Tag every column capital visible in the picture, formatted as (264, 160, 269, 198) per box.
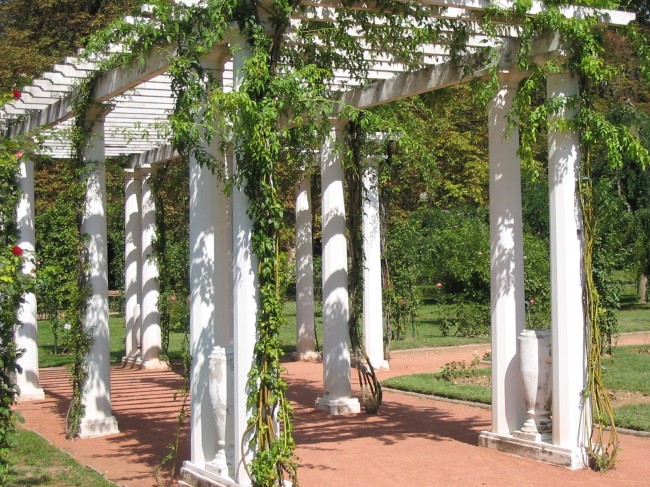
(83, 102, 115, 123)
(496, 69, 528, 88)
(123, 168, 143, 181)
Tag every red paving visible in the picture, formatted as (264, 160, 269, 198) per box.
(14, 332, 650, 487)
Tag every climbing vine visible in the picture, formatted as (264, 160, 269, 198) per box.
(0, 90, 39, 474)
(64, 74, 108, 438)
(2, 0, 649, 481)
(346, 119, 383, 413)
(490, 1, 650, 470)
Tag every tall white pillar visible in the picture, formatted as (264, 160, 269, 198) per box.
(231, 44, 257, 486)
(122, 169, 142, 366)
(362, 160, 389, 370)
(15, 156, 45, 401)
(140, 170, 166, 370)
(547, 72, 587, 464)
(294, 171, 319, 361)
(187, 56, 235, 476)
(79, 103, 119, 438)
(487, 76, 526, 435)
(316, 122, 360, 415)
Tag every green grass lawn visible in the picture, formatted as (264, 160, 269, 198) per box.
(38, 316, 187, 368)
(383, 345, 650, 432)
(37, 292, 650, 368)
(6, 422, 116, 486)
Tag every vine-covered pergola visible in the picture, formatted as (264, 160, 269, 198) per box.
(1, 0, 643, 485)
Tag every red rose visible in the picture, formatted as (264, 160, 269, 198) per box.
(12, 245, 23, 256)
(12, 90, 21, 100)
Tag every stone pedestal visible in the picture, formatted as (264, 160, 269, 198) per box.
(179, 462, 240, 487)
(513, 329, 552, 442)
(315, 397, 361, 415)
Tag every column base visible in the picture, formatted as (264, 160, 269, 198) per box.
(478, 430, 586, 469)
(315, 397, 361, 415)
(352, 356, 390, 371)
(121, 354, 142, 368)
(179, 461, 240, 487)
(368, 359, 390, 371)
(16, 387, 45, 402)
(140, 358, 170, 371)
(78, 416, 119, 439)
(291, 351, 321, 362)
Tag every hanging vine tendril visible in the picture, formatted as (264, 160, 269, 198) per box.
(346, 118, 382, 414)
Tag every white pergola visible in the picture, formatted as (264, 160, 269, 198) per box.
(2, 1, 636, 486)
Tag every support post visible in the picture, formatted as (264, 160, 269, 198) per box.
(140, 169, 167, 370)
(15, 156, 45, 401)
(362, 157, 389, 370)
(316, 121, 360, 415)
(231, 44, 257, 487)
(79, 103, 119, 438)
(487, 75, 526, 435)
(547, 71, 587, 467)
(122, 169, 142, 367)
(294, 170, 319, 361)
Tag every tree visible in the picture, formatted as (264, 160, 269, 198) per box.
(0, 0, 137, 89)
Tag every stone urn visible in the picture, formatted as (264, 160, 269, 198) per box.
(207, 346, 229, 476)
(514, 329, 552, 442)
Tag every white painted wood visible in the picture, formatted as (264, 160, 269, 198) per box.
(79, 104, 119, 438)
(15, 157, 45, 401)
(547, 72, 587, 460)
(488, 74, 525, 435)
(316, 122, 360, 415)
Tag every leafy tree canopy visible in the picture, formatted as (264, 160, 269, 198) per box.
(0, 0, 137, 89)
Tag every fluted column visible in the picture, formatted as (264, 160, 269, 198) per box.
(548, 72, 587, 464)
(487, 74, 526, 435)
(15, 155, 45, 401)
(294, 171, 319, 361)
(79, 103, 119, 438)
(122, 169, 142, 367)
(231, 43, 257, 487)
(362, 157, 388, 370)
(316, 121, 360, 415)
(140, 169, 167, 370)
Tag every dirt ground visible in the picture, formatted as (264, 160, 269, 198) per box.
(14, 331, 650, 487)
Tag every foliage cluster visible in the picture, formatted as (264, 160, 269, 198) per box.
(2, 0, 650, 481)
(0, 91, 38, 477)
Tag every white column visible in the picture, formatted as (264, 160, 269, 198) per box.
(79, 103, 119, 438)
(140, 170, 166, 370)
(362, 160, 388, 370)
(547, 72, 587, 460)
(15, 156, 45, 401)
(232, 44, 257, 486)
(294, 171, 319, 361)
(122, 169, 142, 366)
(316, 122, 360, 415)
(188, 68, 234, 473)
(487, 76, 526, 435)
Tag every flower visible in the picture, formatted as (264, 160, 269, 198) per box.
(436, 282, 443, 288)
(14, 151, 24, 159)
(12, 245, 23, 256)
(12, 89, 21, 100)
(529, 298, 535, 305)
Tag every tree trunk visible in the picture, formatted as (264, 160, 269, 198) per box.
(639, 273, 648, 303)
